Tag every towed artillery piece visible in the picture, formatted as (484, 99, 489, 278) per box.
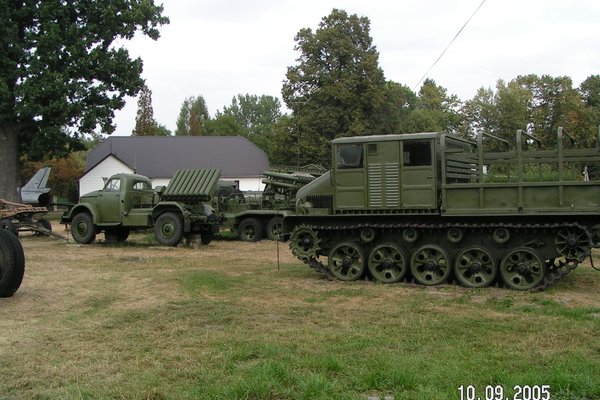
(214, 165, 325, 241)
(284, 127, 600, 291)
(61, 168, 221, 246)
(0, 167, 62, 239)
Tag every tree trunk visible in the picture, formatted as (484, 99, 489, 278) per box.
(0, 124, 21, 202)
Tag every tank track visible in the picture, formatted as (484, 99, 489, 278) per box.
(290, 221, 591, 291)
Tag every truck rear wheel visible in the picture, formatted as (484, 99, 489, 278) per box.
(238, 218, 263, 242)
(71, 212, 96, 244)
(154, 212, 183, 246)
(0, 229, 25, 297)
(266, 217, 284, 241)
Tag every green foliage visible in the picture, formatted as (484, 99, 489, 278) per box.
(0, 0, 169, 157)
(216, 94, 282, 155)
(132, 84, 169, 136)
(281, 8, 388, 165)
(175, 96, 210, 136)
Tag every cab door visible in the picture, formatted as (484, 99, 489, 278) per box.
(400, 140, 436, 208)
(98, 177, 122, 223)
(334, 143, 366, 209)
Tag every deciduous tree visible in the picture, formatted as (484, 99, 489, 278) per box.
(175, 96, 210, 136)
(0, 0, 168, 201)
(281, 8, 388, 165)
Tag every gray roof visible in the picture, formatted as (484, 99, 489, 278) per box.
(86, 136, 269, 178)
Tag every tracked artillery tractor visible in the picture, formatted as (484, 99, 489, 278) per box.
(283, 127, 600, 291)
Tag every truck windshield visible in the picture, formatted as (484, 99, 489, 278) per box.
(104, 178, 121, 192)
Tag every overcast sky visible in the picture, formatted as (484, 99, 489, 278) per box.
(112, 0, 599, 136)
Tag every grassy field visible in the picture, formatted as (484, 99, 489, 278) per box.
(1, 223, 600, 400)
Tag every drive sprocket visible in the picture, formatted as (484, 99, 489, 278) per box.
(289, 224, 321, 261)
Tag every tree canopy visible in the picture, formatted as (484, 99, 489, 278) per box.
(281, 8, 388, 165)
(0, 0, 168, 200)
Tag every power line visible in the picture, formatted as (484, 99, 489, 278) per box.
(414, 0, 488, 91)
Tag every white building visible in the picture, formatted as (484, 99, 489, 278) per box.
(80, 136, 270, 195)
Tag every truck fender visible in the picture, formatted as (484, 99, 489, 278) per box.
(152, 203, 188, 230)
(64, 204, 99, 224)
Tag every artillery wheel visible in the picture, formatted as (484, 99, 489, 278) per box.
(0, 229, 25, 297)
(328, 242, 365, 281)
(154, 212, 183, 246)
(555, 226, 590, 262)
(500, 247, 545, 291)
(454, 246, 497, 288)
(367, 243, 407, 283)
(410, 244, 452, 286)
(34, 218, 52, 236)
(238, 218, 263, 242)
(71, 212, 96, 244)
(289, 225, 321, 261)
(0, 219, 18, 236)
(266, 217, 283, 241)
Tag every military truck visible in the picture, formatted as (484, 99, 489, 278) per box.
(61, 169, 221, 246)
(214, 166, 325, 241)
(284, 127, 600, 291)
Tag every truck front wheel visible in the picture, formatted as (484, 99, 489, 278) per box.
(154, 212, 183, 246)
(71, 213, 96, 244)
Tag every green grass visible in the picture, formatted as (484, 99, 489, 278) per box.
(1, 238, 600, 399)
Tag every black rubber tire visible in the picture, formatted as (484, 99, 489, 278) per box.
(71, 212, 97, 244)
(0, 218, 18, 236)
(266, 217, 284, 241)
(38, 218, 52, 232)
(104, 227, 130, 244)
(238, 218, 263, 242)
(33, 218, 52, 236)
(154, 212, 184, 246)
(200, 231, 213, 245)
(0, 229, 25, 298)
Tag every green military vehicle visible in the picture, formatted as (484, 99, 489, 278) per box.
(62, 169, 221, 246)
(215, 166, 325, 241)
(284, 127, 600, 290)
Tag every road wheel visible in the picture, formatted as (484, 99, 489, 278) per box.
(410, 244, 452, 286)
(328, 242, 365, 281)
(71, 213, 96, 244)
(367, 243, 407, 283)
(238, 218, 263, 242)
(154, 212, 183, 246)
(500, 247, 545, 290)
(0, 229, 25, 297)
(0, 218, 18, 236)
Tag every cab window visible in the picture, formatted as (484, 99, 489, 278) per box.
(337, 144, 363, 169)
(104, 178, 121, 192)
(132, 180, 151, 190)
(403, 141, 432, 166)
